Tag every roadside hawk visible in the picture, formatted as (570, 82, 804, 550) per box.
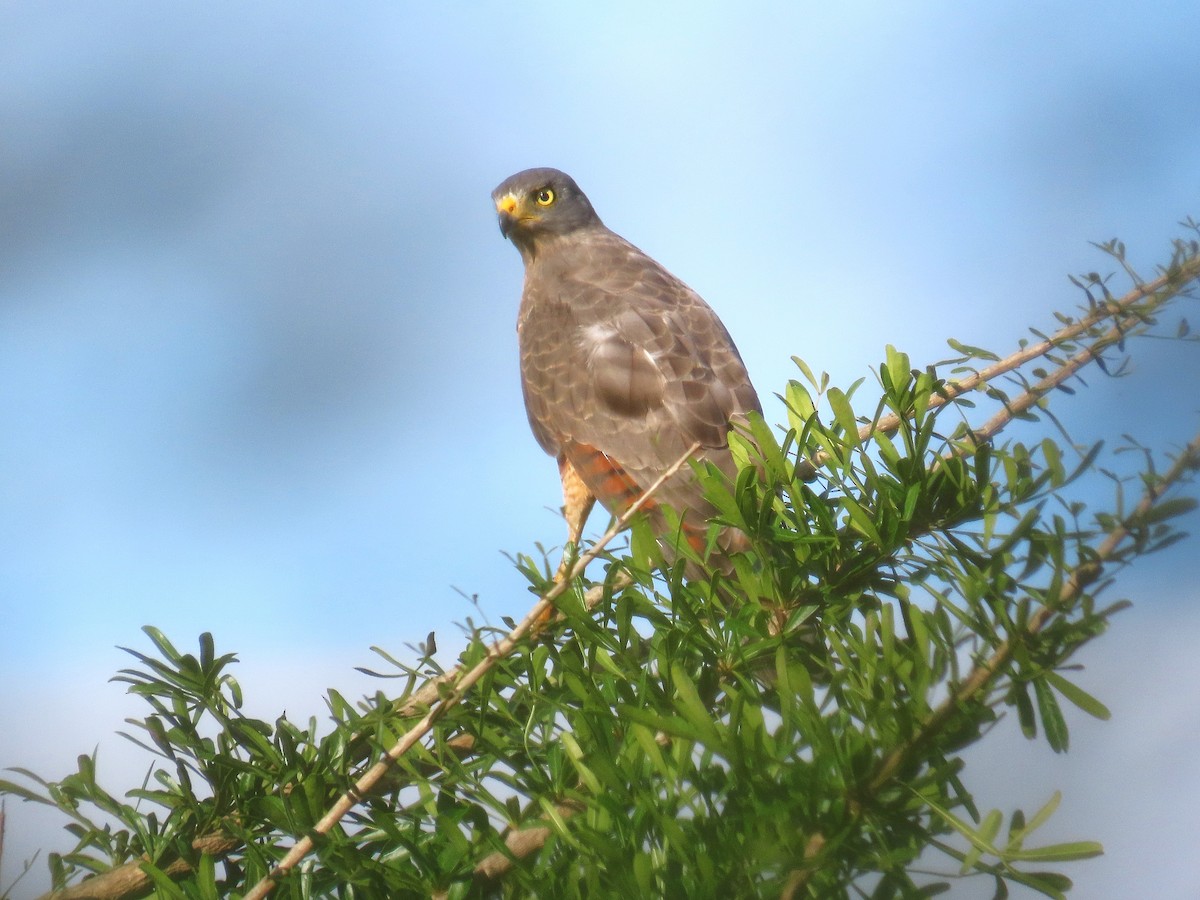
(493, 167, 760, 573)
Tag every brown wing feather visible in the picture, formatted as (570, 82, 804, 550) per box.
(518, 228, 760, 524)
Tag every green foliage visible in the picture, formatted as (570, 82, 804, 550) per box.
(3, 231, 1199, 899)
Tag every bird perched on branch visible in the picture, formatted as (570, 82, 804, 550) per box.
(492, 167, 760, 577)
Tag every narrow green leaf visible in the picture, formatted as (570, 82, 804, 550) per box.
(619, 706, 709, 745)
(1139, 496, 1198, 525)
(1007, 808, 1028, 852)
(1026, 795, 1067, 841)
(630, 724, 670, 775)
(842, 496, 883, 544)
(978, 808, 1003, 845)
(0, 778, 54, 805)
(1041, 439, 1064, 485)
(140, 625, 183, 664)
(669, 663, 721, 746)
(960, 808, 1003, 873)
(138, 861, 190, 899)
(1045, 671, 1111, 720)
(792, 356, 818, 388)
(198, 632, 215, 671)
(827, 388, 861, 444)
(560, 732, 602, 794)
(1034, 679, 1070, 752)
(884, 345, 911, 382)
(1014, 682, 1037, 739)
(1011, 841, 1104, 863)
(1010, 870, 1072, 897)
(946, 338, 1001, 361)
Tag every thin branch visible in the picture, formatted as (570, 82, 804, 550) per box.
(875, 254, 1198, 436)
(953, 296, 1152, 452)
(242, 443, 703, 900)
(796, 253, 1200, 472)
(393, 571, 633, 720)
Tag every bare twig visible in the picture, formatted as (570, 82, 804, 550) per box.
(794, 254, 1200, 474)
(953, 296, 1156, 453)
(242, 443, 703, 900)
(870, 254, 1198, 439)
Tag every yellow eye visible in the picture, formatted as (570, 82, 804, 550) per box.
(535, 188, 556, 206)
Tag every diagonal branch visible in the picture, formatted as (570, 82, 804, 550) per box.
(392, 571, 634, 720)
(865, 252, 1199, 442)
(791, 252, 1200, 475)
(242, 443, 702, 900)
(950, 293, 1162, 454)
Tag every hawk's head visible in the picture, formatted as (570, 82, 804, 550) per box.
(492, 168, 602, 257)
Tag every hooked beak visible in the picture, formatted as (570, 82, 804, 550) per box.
(495, 194, 519, 239)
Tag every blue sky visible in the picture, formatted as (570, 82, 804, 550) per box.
(1, 3, 1198, 897)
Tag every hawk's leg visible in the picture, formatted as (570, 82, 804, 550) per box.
(555, 454, 596, 582)
(529, 457, 596, 631)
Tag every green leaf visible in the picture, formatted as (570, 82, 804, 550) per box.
(1041, 439, 1064, 485)
(960, 808, 1003, 873)
(1007, 808, 1028, 851)
(946, 338, 1001, 361)
(923, 794, 1000, 860)
(1034, 679, 1070, 752)
(619, 706, 711, 745)
(630, 724, 670, 776)
(560, 732, 602, 794)
(827, 387, 861, 444)
(842, 496, 883, 544)
(140, 625, 184, 663)
(884, 345, 912, 382)
(792, 355, 819, 388)
(0, 777, 54, 805)
(1011, 841, 1104, 863)
(138, 861, 190, 899)
(1139, 496, 1198, 525)
(1014, 681, 1037, 739)
(1045, 671, 1111, 720)
(669, 663, 722, 746)
(1010, 870, 1073, 896)
(1023, 791, 1062, 836)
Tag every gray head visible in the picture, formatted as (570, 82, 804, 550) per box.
(492, 167, 602, 258)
